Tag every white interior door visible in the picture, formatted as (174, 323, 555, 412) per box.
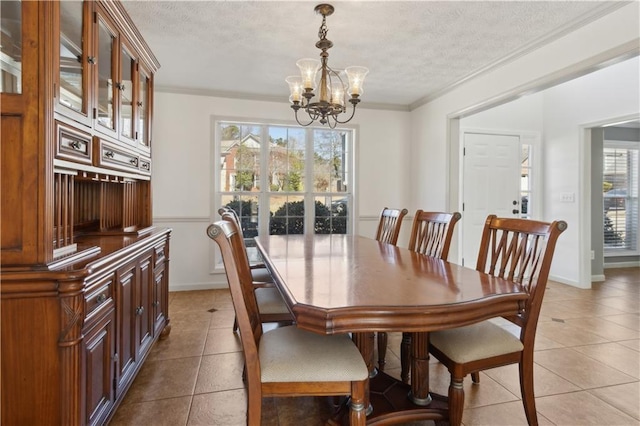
(462, 132, 521, 267)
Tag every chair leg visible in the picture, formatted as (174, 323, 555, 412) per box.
(471, 371, 480, 383)
(519, 354, 539, 426)
(350, 380, 367, 426)
(377, 332, 388, 371)
(246, 387, 262, 426)
(448, 375, 465, 426)
(400, 332, 411, 384)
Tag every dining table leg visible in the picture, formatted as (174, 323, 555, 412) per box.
(409, 331, 432, 406)
(352, 332, 375, 415)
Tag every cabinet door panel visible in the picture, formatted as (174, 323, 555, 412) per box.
(84, 308, 115, 426)
(153, 265, 167, 336)
(115, 261, 136, 393)
(94, 8, 118, 138)
(56, 0, 92, 126)
(119, 42, 136, 143)
(137, 250, 154, 357)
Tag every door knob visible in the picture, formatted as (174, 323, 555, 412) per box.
(512, 200, 518, 205)
(512, 209, 519, 214)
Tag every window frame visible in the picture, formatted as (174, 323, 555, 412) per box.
(603, 139, 639, 256)
(211, 116, 359, 271)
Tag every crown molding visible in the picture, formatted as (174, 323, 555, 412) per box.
(155, 85, 410, 112)
(409, 1, 631, 111)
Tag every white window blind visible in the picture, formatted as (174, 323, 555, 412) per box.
(603, 141, 639, 254)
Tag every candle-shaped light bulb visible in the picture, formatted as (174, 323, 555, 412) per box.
(331, 82, 345, 106)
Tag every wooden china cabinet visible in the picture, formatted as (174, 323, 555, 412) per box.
(0, 1, 170, 425)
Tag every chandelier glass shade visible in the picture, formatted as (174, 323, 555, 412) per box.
(286, 4, 368, 128)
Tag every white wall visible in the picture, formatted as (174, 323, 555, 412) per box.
(457, 57, 640, 286)
(410, 2, 639, 287)
(151, 93, 411, 290)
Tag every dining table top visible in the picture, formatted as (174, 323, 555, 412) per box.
(255, 233, 529, 335)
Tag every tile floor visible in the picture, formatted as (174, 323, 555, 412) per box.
(109, 268, 640, 425)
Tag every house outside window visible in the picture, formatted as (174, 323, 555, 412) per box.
(215, 120, 354, 241)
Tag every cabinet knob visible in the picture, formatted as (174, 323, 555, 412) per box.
(69, 140, 82, 150)
(152, 301, 160, 307)
(137, 101, 143, 107)
(96, 293, 107, 304)
(104, 150, 115, 159)
(113, 353, 119, 363)
(135, 306, 145, 316)
(87, 56, 96, 65)
(129, 158, 139, 166)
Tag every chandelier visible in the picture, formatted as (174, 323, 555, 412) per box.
(286, 4, 368, 128)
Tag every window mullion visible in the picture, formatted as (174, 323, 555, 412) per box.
(259, 124, 270, 236)
(304, 128, 315, 234)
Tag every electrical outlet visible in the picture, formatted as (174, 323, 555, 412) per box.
(561, 192, 575, 203)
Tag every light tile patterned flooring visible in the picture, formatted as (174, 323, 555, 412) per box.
(109, 268, 640, 425)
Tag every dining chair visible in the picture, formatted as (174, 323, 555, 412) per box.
(207, 220, 369, 426)
(219, 211, 294, 329)
(428, 215, 567, 426)
(374, 207, 408, 370)
(374, 207, 409, 245)
(384, 211, 462, 379)
(218, 207, 273, 284)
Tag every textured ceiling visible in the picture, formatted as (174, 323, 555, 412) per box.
(121, 1, 623, 109)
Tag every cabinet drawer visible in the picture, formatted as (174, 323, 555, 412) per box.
(94, 138, 140, 173)
(55, 121, 93, 165)
(85, 280, 114, 321)
(139, 156, 151, 176)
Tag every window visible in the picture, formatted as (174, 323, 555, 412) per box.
(215, 120, 354, 239)
(520, 144, 532, 218)
(603, 141, 639, 254)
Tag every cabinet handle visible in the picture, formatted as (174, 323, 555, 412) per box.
(104, 150, 115, 159)
(96, 293, 107, 304)
(69, 140, 82, 150)
(87, 56, 96, 64)
(135, 306, 145, 316)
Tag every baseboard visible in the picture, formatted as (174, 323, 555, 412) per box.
(604, 261, 640, 269)
(168, 282, 228, 292)
(548, 274, 587, 289)
(591, 274, 606, 282)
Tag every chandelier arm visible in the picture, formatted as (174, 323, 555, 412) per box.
(294, 108, 315, 127)
(332, 103, 358, 124)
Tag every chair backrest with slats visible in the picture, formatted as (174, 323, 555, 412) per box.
(375, 207, 409, 246)
(206, 220, 263, 382)
(475, 215, 567, 344)
(408, 210, 461, 260)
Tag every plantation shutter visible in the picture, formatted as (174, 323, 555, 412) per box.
(603, 141, 639, 254)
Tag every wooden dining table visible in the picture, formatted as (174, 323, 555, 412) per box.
(255, 233, 529, 425)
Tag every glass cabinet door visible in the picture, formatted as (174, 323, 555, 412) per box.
(137, 64, 151, 150)
(119, 44, 135, 141)
(1, 0, 22, 94)
(95, 10, 117, 136)
(58, 0, 86, 115)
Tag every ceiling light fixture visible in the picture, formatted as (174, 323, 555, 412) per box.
(286, 4, 368, 128)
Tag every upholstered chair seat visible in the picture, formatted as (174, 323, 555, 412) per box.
(260, 326, 368, 383)
(429, 321, 524, 364)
